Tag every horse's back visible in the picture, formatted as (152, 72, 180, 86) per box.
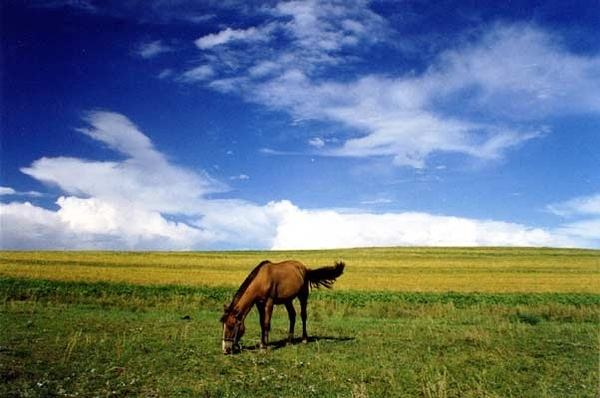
(261, 260, 307, 300)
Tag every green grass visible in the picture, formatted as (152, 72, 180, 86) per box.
(1, 277, 599, 397)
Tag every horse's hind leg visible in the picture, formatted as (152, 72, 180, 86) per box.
(299, 287, 308, 343)
(284, 301, 296, 344)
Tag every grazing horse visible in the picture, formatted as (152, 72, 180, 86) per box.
(220, 260, 345, 354)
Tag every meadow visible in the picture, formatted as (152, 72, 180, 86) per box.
(1, 248, 599, 397)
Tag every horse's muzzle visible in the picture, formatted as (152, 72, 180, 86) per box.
(222, 340, 240, 355)
(222, 339, 233, 354)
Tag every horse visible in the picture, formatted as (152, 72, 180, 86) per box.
(220, 260, 345, 354)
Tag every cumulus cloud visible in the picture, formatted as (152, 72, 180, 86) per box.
(1, 201, 76, 250)
(0, 199, 209, 250)
(0, 111, 288, 250)
(1, 195, 593, 250)
(4, 111, 229, 249)
(271, 207, 576, 250)
(21, 111, 223, 214)
(2, 111, 596, 250)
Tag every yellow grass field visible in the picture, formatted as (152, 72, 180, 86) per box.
(1, 247, 598, 293)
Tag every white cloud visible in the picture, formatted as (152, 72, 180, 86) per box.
(272, 0, 384, 54)
(55, 196, 211, 248)
(270, 206, 579, 250)
(0, 111, 285, 250)
(195, 27, 266, 49)
(180, 65, 215, 82)
(185, 14, 216, 24)
(158, 69, 174, 79)
(136, 40, 172, 59)
(3, 111, 597, 250)
(308, 137, 325, 148)
(246, 24, 600, 168)
(230, 174, 250, 181)
(31, 0, 97, 13)
(190, 0, 387, 89)
(21, 111, 224, 215)
(191, 199, 295, 249)
(2, 195, 595, 250)
(177, 3, 600, 169)
(433, 24, 600, 118)
(248, 61, 281, 78)
(545, 193, 600, 245)
(1, 201, 74, 250)
(1, 112, 230, 249)
(556, 218, 600, 241)
(0, 199, 210, 250)
(547, 193, 600, 217)
(0, 186, 43, 197)
(360, 198, 393, 205)
(543, 193, 600, 246)
(0, 187, 16, 195)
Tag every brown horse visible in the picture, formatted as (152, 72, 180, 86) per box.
(220, 260, 345, 354)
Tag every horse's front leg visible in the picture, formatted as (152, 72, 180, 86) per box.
(261, 299, 274, 348)
(284, 301, 296, 344)
(256, 301, 266, 349)
(261, 298, 274, 349)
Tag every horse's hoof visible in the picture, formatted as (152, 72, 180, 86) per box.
(302, 338, 308, 344)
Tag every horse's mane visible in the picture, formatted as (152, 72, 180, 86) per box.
(222, 260, 270, 320)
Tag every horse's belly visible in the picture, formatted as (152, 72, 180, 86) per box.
(268, 278, 303, 302)
(272, 294, 296, 304)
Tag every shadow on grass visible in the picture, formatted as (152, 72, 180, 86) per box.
(242, 335, 355, 352)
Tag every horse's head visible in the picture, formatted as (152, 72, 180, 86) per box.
(220, 307, 245, 354)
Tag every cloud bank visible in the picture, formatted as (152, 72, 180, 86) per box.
(1, 111, 597, 250)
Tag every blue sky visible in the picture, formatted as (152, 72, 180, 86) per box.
(1, 0, 599, 250)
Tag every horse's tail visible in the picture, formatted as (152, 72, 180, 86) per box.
(307, 261, 345, 289)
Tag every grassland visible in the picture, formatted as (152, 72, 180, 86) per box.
(1, 248, 599, 397)
(1, 247, 598, 292)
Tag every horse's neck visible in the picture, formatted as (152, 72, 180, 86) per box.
(231, 286, 257, 320)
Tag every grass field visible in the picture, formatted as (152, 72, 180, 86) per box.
(1, 248, 599, 397)
(1, 247, 598, 292)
